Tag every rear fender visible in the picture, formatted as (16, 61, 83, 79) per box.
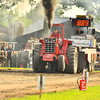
(40, 40, 45, 55)
(59, 39, 68, 64)
(59, 40, 68, 54)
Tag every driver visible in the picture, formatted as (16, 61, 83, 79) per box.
(51, 29, 60, 39)
(76, 27, 84, 35)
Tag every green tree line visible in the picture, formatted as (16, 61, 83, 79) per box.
(0, 0, 100, 28)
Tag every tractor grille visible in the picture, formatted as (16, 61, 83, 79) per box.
(45, 42, 55, 53)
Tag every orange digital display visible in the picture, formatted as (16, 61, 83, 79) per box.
(72, 19, 90, 27)
(77, 20, 89, 26)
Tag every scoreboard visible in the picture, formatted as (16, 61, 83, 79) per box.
(72, 19, 91, 27)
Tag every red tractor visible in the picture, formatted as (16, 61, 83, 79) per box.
(33, 24, 78, 73)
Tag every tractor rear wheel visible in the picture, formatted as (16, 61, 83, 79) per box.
(20, 60, 27, 68)
(40, 61, 46, 73)
(65, 45, 78, 74)
(58, 55, 65, 72)
(16, 51, 21, 68)
(33, 43, 45, 72)
(35, 44, 42, 50)
(20, 51, 29, 61)
(12, 54, 16, 67)
(20, 51, 29, 68)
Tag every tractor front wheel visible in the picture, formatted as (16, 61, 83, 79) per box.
(58, 55, 65, 72)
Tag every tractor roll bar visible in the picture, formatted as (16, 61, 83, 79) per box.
(52, 24, 65, 41)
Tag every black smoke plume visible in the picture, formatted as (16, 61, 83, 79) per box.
(42, 0, 59, 29)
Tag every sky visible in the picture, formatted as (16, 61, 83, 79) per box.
(18, 0, 87, 17)
(18, 0, 31, 13)
(18, 0, 40, 14)
(64, 6, 87, 17)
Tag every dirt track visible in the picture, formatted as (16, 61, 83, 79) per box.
(0, 70, 100, 100)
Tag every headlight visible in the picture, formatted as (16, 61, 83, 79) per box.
(52, 38, 56, 42)
(44, 38, 48, 42)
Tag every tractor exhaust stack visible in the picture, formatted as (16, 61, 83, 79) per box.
(48, 29, 51, 37)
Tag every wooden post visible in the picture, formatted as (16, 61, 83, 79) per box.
(39, 74, 42, 99)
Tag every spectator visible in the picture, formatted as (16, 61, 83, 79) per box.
(6, 44, 14, 67)
(1, 43, 7, 56)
